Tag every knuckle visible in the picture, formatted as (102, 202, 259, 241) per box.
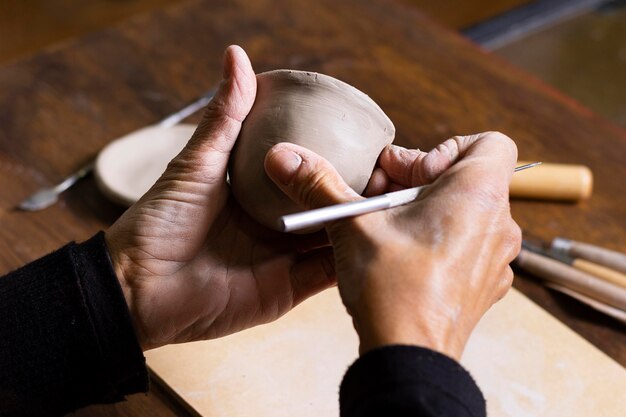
(419, 154, 440, 183)
(294, 156, 358, 209)
(478, 131, 509, 143)
(465, 131, 516, 154)
(504, 220, 523, 258)
(296, 160, 334, 208)
(451, 132, 490, 149)
(493, 218, 522, 261)
(196, 100, 227, 133)
(451, 134, 472, 150)
(483, 131, 518, 157)
(484, 131, 508, 140)
(496, 267, 515, 300)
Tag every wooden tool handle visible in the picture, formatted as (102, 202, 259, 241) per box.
(572, 259, 626, 289)
(557, 239, 626, 274)
(516, 249, 626, 310)
(545, 283, 626, 325)
(510, 161, 593, 201)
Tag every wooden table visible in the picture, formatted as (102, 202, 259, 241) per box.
(0, 0, 624, 415)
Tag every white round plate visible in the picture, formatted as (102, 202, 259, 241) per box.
(95, 124, 197, 206)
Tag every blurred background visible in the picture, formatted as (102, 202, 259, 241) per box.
(1, 0, 625, 127)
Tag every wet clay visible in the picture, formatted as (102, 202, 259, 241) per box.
(229, 70, 395, 232)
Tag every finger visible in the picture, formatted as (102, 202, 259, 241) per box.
(175, 45, 257, 182)
(363, 167, 390, 196)
(377, 144, 427, 187)
(290, 247, 337, 305)
(387, 132, 517, 188)
(414, 138, 464, 184)
(451, 132, 518, 181)
(440, 132, 518, 198)
(138, 46, 256, 242)
(264, 142, 361, 210)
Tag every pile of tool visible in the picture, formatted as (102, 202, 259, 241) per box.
(516, 236, 626, 324)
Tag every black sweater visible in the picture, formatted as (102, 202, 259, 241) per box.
(0, 233, 485, 417)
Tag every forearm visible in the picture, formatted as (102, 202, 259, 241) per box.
(0, 232, 148, 417)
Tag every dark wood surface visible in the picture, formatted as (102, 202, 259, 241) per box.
(0, 0, 529, 65)
(405, 0, 533, 29)
(0, 0, 179, 64)
(0, 0, 624, 415)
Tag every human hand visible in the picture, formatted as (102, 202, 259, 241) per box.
(105, 46, 335, 351)
(264, 133, 521, 360)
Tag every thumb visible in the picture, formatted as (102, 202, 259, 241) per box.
(134, 45, 256, 235)
(172, 45, 257, 183)
(264, 143, 361, 210)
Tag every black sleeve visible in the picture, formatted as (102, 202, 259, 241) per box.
(0, 232, 148, 417)
(340, 345, 486, 417)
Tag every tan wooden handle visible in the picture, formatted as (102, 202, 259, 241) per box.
(510, 161, 593, 201)
(564, 240, 626, 274)
(572, 259, 626, 289)
(516, 249, 626, 310)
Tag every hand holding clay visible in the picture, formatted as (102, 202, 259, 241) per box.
(105, 46, 336, 350)
(265, 132, 522, 359)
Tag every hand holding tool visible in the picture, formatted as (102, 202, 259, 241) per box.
(280, 162, 540, 232)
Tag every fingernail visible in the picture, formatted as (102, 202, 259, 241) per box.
(269, 150, 302, 185)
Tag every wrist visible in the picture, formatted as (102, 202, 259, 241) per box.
(103, 231, 148, 350)
(74, 232, 150, 390)
(103, 232, 131, 303)
(343, 253, 466, 360)
(352, 308, 464, 360)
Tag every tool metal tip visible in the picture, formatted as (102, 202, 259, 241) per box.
(514, 162, 542, 172)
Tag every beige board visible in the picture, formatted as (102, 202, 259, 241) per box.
(145, 288, 626, 417)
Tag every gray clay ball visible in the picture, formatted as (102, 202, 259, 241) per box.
(229, 70, 395, 232)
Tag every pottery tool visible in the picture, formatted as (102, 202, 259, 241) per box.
(514, 248, 626, 311)
(18, 88, 216, 211)
(544, 282, 626, 325)
(509, 160, 593, 201)
(522, 240, 626, 289)
(280, 162, 540, 232)
(551, 237, 626, 274)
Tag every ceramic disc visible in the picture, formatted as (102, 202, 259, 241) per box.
(95, 124, 197, 206)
